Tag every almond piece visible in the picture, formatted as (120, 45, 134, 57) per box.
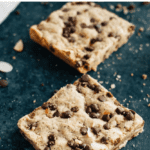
(13, 39, 24, 52)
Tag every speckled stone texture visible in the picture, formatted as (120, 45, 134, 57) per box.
(0, 2, 149, 150)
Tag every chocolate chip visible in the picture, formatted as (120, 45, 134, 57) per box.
(41, 102, 49, 109)
(62, 8, 70, 12)
(0, 79, 8, 87)
(80, 23, 87, 28)
(94, 85, 101, 93)
(44, 147, 51, 150)
(77, 86, 82, 93)
(70, 27, 76, 33)
(68, 37, 75, 43)
(110, 17, 116, 20)
(48, 134, 56, 146)
(90, 113, 100, 118)
(85, 47, 94, 52)
(115, 107, 124, 114)
(102, 114, 110, 122)
(128, 5, 135, 10)
(75, 61, 82, 68)
(84, 145, 91, 150)
(83, 54, 91, 59)
(101, 21, 108, 26)
(86, 106, 92, 114)
(53, 110, 60, 117)
(64, 21, 73, 27)
(71, 106, 79, 112)
(79, 144, 86, 149)
(125, 111, 135, 120)
(97, 96, 105, 102)
(90, 18, 96, 23)
(49, 104, 57, 110)
(100, 137, 109, 144)
(128, 25, 135, 32)
(94, 24, 101, 30)
(49, 45, 55, 52)
(108, 32, 115, 37)
(84, 9, 88, 12)
(80, 127, 88, 135)
(61, 111, 72, 118)
(90, 104, 99, 112)
(67, 140, 78, 149)
(68, 17, 76, 25)
(62, 27, 70, 38)
(103, 123, 110, 130)
(90, 37, 103, 44)
(92, 127, 100, 135)
(77, 11, 81, 15)
(80, 74, 90, 82)
(87, 83, 95, 90)
(106, 92, 113, 97)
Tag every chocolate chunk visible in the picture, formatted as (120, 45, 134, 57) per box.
(84, 9, 88, 12)
(94, 85, 101, 93)
(84, 145, 91, 150)
(48, 134, 55, 146)
(108, 32, 115, 37)
(128, 5, 135, 10)
(77, 11, 81, 15)
(103, 123, 110, 130)
(80, 23, 87, 28)
(130, 109, 135, 114)
(110, 17, 116, 20)
(68, 37, 75, 43)
(90, 113, 100, 118)
(88, 83, 95, 90)
(80, 74, 90, 82)
(90, 104, 99, 112)
(41, 102, 50, 109)
(83, 54, 91, 59)
(77, 86, 82, 93)
(101, 21, 108, 26)
(128, 25, 135, 32)
(62, 27, 70, 38)
(53, 110, 60, 117)
(90, 18, 96, 23)
(61, 111, 72, 118)
(115, 107, 124, 114)
(102, 114, 110, 122)
(79, 144, 86, 149)
(0, 79, 8, 87)
(15, 10, 20, 15)
(97, 96, 105, 102)
(71, 106, 79, 112)
(49, 45, 55, 52)
(85, 47, 94, 52)
(68, 17, 76, 26)
(80, 127, 88, 135)
(62, 8, 70, 12)
(75, 61, 82, 68)
(106, 92, 113, 97)
(86, 106, 92, 114)
(68, 140, 78, 149)
(49, 104, 57, 110)
(114, 138, 120, 146)
(100, 137, 109, 144)
(44, 147, 51, 150)
(92, 127, 101, 135)
(94, 24, 101, 30)
(64, 21, 73, 27)
(91, 37, 103, 44)
(70, 27, 76, 33)
(125, 111, 135, 120)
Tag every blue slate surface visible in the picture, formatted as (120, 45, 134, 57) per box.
(0, 2, 149, 150)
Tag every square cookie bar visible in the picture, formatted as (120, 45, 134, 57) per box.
(18, 74, 144, 150)
(30, 2, 135, 73)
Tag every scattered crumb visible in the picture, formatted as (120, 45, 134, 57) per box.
(15, 10, 20, 15)
(123, 6, 128, 14)
(139, 27, 144, 32)
(110, 5, 115, 10)
(142, 2, 150, 5)
(97, 75, 100, 78)
(13, 39, 24, 52)
(105, 81, 109, 84)
(143, 83, 146, 86)
(128, 4, 135, 10)
(12, 56, 16, 60)
(111, 84, 116, 89)
(148, 103, 150, 107)
(141, 90, 143, 93)
(113, 72, 117, 76)
(116, 4, 122, 12)
(99, 81, 103, 84)
(123, 98, 127, 102)
(131, 73, 134, 76)
(147, 94, 150, 98)
(33, 100, 36, 103)
(129, 95, 133, 98)
(138, 32, 141, 36)
(41, 83, 44, 86)
(142, 74, 147, 80)
(117, 75, 121, 79)
(146, 43, 149, 47)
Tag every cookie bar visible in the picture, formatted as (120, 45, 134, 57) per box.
(30, 2, 135, 73)
(18, 74, 144, 150)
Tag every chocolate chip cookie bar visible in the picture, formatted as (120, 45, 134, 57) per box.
(18, 74, 144, 150)
(30, 2, 135, 73)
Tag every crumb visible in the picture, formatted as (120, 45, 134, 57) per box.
(13, 39, 24, 52)
(117, 75, 121, 79)
(113, 72, 117, 76)
(143, 83, 146, 86)
(146, 43, 149, 47)
(138, 32, 141, 36)
(123, 6, 128, 14)
(139, 27, 144, 32)
(129, 95, 133, 98)
(142, 2, 150, 5)
(110, 5, 115, 10)
(33, 100, 36, 103)
(15, 10, 20, 15)
(97, 71, 100, 74)
(116, 4, 122, 12)
(128, 5, 135, 10)
(147, 94, 150, 98)
(117, 57, 122, 60)
(12, 56, 16, 60)
(148, 103, 150, 107)
(111, 84, 116, 89)
(97, 75, 100, 78)
(99, 81, 103, 84)
(141, 90, 143, 93)
(105, 81, 109, 84)
(142, 74, 147, 80)
(131, 73, 134, 76)
(41, 83, 44, 86)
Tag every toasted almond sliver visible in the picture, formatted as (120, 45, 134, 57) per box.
(0, 61, 13, 73)
(13, 39, 24, 52)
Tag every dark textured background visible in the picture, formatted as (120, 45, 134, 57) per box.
(0, 2, 150, 150)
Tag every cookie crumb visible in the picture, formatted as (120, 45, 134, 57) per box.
(139, 27, 144, 32)
(148, 103, 150, 107)
(13, 39, 24, 52)
(143, 83, 146, 86)
(41, 83, 44, 86)
(123, 6, 128, 14)
(110, 84, 116, 89)
(147, 94, 150, 98)
(142, 74, 147, 80)
(15, 10, 20, 15)
(12, 56, 16, 60)
(131, 73, 134, 76)
(33, 100, 36, 103)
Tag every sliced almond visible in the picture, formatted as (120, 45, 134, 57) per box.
(13, 39, 24, 52)
(0, 61, 13, 73)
